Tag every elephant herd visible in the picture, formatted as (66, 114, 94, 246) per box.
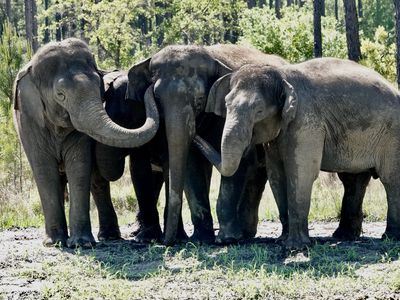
(13, 38, 400, 249)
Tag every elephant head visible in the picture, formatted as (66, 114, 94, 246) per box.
(14, 38, 159, 148)
(205, 64, 297, 176)
(127, 45, 232, 244)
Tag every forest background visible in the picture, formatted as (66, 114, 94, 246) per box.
(0, 0, 397, 228)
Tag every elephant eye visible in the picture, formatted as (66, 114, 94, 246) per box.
(56, 92, 66, 101)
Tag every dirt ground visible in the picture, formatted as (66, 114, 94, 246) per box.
(1, 221, 398, 299)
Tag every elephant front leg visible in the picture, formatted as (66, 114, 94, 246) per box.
(333, 172, 371, 240)
(265, 141, 288, 241)
(91, 166, 121, 241)
(238, 145, 267, 239)
(216, 160, 248, 244)
(184, 145, 214, 243)
(130, 150, 163, 243)
(64, 134, 95, 248)
(32, 160, 68, 246)
(20, 130, 68, 246)
(284, 134, 323, 249)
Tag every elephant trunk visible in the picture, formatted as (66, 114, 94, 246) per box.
(73, 85, 159, 148)
(163, 104, 195, 245)
(219, 118, 252, 177)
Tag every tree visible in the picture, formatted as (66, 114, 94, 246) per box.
(394, 0, 400, 88)
(24, 0, 38, 51)
(357, 0, 363, 17)
(334, 0, 338, 20)
(275, 0, 281, 19)
(343, 0, 361, 61)
(314, 0, 323, 57)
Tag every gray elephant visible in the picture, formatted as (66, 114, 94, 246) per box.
(92, 70, 188, 243)
(202, 57, 400, 248)
(127, 44, 288, 245)
(13, 38, 159, 247)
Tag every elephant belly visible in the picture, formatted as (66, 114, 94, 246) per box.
(320, 130, 381, 173)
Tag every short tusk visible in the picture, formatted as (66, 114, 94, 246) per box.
(192, 135, 223, 173)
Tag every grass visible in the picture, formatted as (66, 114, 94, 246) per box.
(0, 163, 396, 299)
(0, 162, 388, 230)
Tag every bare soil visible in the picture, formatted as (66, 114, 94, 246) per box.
(1, 221, 398, 300)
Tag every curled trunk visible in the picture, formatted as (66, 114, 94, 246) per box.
(73, 85, 159, 148)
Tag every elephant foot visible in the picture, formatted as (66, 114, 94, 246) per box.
(98, 227, 122, 241)
(132, 224, 162, 243)
(43, 235, 68, 248)
(283, 233, 311, 250)
(190, 228, 215, 244)
(332, 225, 361, 241)
(276, 231, 288, 243)
(215, 228, 243, 245)
(67, 234, 96, 248)
(382, 228, 400, 241)
(176, 227, 189, 243)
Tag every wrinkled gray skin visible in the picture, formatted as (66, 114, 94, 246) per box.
(207, 58, 400, 248)
(92, 71, 188, 243)
(13, 39, 159, 248)
(127, 45, 287, 245)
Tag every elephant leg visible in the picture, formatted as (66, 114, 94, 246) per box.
(162, 161, 188, 242)
(184, 145, 214, 243)
(91, 166, 121, 241)
(238, 145, 267, 239)
(63, 133, 95, 248)
(333, 172, 371, 240)
(265, 141, 288, 241)
(130, 149, 162, 243)
(379, 158, 400, 240)
(284, 134, 323, 249)
(216, 159, 248, 244)
(19, 129, 68, 246)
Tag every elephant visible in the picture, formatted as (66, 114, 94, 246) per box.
(13, 38, 159, 248)
(201, 57, 400, 248)
(91, 70, 188, 242)
(127, 44, 288, 245)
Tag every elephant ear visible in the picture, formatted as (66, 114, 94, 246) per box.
(13, 63, 45, 128)
(214, 59, 232, 77)
(281, 79, 297, 129)
(205, 73, 232, 118)
(103, 71, 124, 93)
(126, 57, 152, 101)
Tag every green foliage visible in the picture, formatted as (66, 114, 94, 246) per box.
(239, 6, 347, 63)
(0, 21, 32, 206)
(361, 26, 396, 83)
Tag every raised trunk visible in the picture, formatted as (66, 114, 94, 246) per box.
(162, 107, 194, 245)
(73, 85, 159, 148)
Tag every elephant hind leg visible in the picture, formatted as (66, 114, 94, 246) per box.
(333, 172, 371, 240)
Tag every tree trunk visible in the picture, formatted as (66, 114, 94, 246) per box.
(394, 0, 400, 88)
(343, 0, 361, 62)
(275, 0, 281, 18)
(5, 0, 12, 21)
(321, 0, 325, 16)
(269, 0, 273, 9)
(55, 11, 62, 41)
(247, 0, 257, 8)
(43, 0, 50, 43)
(334, 0, 339, 20)
(258, 0, 266, 7)
(357, 0, 363, 18)
(287, 0, 293, 6)
(314, 0, 323, 57)
(24, 0, 38, 52)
